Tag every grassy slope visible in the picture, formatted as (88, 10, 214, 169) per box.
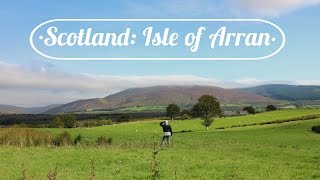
(0, 109, 320, 179)
(214, 109, 320, 128)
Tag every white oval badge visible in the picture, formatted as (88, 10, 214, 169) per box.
(30, 19, 286, 60)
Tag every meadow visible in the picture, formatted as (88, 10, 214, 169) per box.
(0, 109, 320, 179)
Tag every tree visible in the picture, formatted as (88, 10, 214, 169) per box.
(243, 106, 256, 114)
(61, 113, 77, 128)
(266, 105, 277, 111)
(51, 114, 76, 128)
(51, 117, 64, 128)
(166, 104, 180, 120)
(191, 103, 201, 118)
(193, 95, 222, 130)
(180, 109, 192, 116)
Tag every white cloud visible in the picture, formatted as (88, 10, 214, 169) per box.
(126, 0, 320, 17)
(0, 61, 224, 106)
(1, 62, 319, 107)
(235, 0, 320, 16)
(233, 77, 293, 87)
(294, 80, 320, 86)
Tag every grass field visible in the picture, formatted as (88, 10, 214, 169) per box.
(0, 109, 320, 179)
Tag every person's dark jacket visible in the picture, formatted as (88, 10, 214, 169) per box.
(160, 121, 172, 136)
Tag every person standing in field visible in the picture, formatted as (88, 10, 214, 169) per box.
(160, 120, 172, 148)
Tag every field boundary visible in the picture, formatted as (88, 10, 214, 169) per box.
(216, 114, 320, 129)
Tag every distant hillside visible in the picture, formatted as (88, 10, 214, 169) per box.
(25, 104, 62, 114)
(238, 84, 320, 101)
(46, 86, 282, 114)
(0, 104, 61, 114)
(0, 105, 26, 114)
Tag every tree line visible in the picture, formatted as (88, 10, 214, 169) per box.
(166, 95, 278, 130)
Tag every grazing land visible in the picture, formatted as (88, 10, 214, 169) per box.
(0, 109, 320, 179)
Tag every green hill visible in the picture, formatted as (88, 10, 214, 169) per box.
(238, 84, 320, 101)
(46, 86, 282, 113)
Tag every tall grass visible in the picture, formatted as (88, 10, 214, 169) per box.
(150, 135, 161, 180)
(0, 129, 85, 147)
(0, 128, 52, 147)
(47, 164, 58, 180)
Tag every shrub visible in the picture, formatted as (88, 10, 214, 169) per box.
(266, 105, 277, 111)
(53, 131, 73, 146)
(311, 125, 320, 133)
(74, 134, 82, 145)
(243, 106, 256, 114)
(76, 119, 113, 128)
(96, 136, 113, 146)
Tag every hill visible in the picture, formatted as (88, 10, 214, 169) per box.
(238, 84, 320, 101)
(0, 104, 60, 114)
(46, 85, 282, 114)
(0, 105, 26, 114)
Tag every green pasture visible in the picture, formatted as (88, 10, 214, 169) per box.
(0, 109, 320, 179)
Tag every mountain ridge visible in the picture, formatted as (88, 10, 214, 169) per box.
(0, 104, 61, 114)
(45, 85, 282, 114)
(237, 84, 320, 101)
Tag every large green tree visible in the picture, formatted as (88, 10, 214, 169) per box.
(51, 116, 64, 128)
(61, 113, 77, 128)
(52, 113, 77, 128)
(193, 95, 222, 130)
(166, 104, 180, 120)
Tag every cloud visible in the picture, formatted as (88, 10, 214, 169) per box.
(126, 0, 320, 17)
(294, 80, 320, 85)
(233, 77, 293, 87)
(233, 0, 320, 16)
(1, 62, 319, 107)
(0, 61, 223, 106)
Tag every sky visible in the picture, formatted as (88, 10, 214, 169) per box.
(0, 0, 320, 107)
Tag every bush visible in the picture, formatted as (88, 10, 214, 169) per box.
(76, 119, 113, 128)
(266, 105, 277, 111)
(53, 131, 73, 146)
(96, 136, 113, 146)
(243, 106, 256, 114)
(311, 125, 320, 133)
(74, 134, 82, 145)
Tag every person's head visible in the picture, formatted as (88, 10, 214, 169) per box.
(164, 120, 169, 125)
